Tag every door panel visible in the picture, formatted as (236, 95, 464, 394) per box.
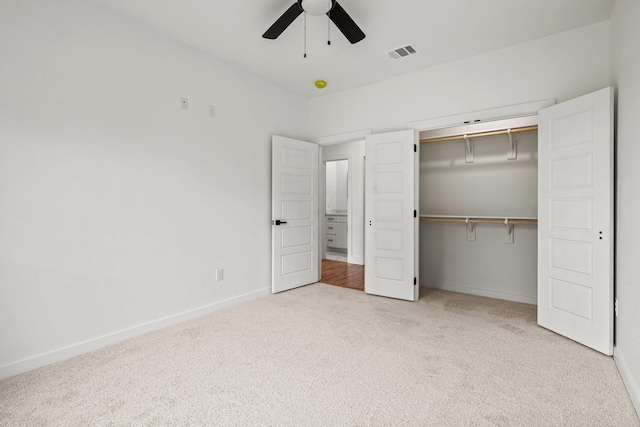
(538, 87, 613, 355)
(365, 130, 418, 301)
(272, 136, 319, 293)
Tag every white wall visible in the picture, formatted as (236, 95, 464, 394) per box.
(309, 22, 610, 137)
(326, 161, 338, 211)
(420, 132, 538, 218)
(611, 0, 640, 415)
(0, 0, 308, 377)
(325, 160, 348, 213)
(335, 161, 348, 212)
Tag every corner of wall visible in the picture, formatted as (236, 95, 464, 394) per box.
(610, 0, 640, 420)
(615, 351, 640, 417)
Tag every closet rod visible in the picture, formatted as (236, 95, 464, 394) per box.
(420, 217, 538, 226)
(420, 125, 538, 144)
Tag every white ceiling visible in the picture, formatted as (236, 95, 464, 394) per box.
(85, 0, 615, 99)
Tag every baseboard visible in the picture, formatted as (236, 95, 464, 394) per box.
(614, 349, 640, 418)
(0, 287, 272, 380)
(422, 282, 537, 305)
(347, 255, 364, 265)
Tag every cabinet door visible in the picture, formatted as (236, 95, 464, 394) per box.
(336, 223, 348, 249)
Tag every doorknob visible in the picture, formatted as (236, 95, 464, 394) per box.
(273, 220, 288, 225)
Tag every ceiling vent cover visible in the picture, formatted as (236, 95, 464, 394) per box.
(387, 45, 418, 60)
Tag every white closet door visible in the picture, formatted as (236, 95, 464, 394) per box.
(538, 87, 613, 355)
(272, 136, 319, 293)
(365, 130, 419, 301)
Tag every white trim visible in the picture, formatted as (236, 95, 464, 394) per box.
(313, 129, 372, 145)
(422, 283, 537, 305)
(319, 149, 327, 261)
(408, 99, 555, 132)
(614, 350, 640, 418)
(0, 287, 272, 380)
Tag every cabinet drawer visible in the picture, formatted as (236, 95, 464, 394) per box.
(325, 223, 337, 234)
(326, 234, 336, 247)
(325, 216, 337, 222)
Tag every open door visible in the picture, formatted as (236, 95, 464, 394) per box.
(272, 136, 319, 293)
(364, 130, 419, 301)
(538, 87, 614, 355)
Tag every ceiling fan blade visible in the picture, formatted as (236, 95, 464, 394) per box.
(328, 2, 365, 44)
(263, 2, 304, 39)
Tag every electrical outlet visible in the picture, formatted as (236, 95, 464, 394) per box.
(180, 97, 188, 111)
(216, 268, 224, 281)
(208, 105, 215, 118)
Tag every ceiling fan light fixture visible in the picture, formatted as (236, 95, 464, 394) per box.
(263, 0, 364, 44)
(300, 0, 333, 16)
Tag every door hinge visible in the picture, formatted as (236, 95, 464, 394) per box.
(414, 210, 417, 218)
(414, 144, 417, 153)
(615, 299, 618, 317)
(414, 277, 417, 286)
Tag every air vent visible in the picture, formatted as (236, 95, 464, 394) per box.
(387, 45, 418, 60)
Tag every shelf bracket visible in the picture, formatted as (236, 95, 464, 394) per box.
(504, 218, 514, 244)
(464, 135, 474, 163)
(506, 129, 517, 160)
(465, 218, 476, 241)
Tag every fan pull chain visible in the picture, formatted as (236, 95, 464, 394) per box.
(303, 12, 307, 58)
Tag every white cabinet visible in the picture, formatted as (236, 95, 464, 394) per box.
(326, 214, 347, 250)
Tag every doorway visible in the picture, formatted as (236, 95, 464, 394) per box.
(271, 131, 417, 300)
(324, 160, 348, 262)
(319, 141, 366, 291)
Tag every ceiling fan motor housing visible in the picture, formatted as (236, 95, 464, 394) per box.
(298, 0, 336, 16)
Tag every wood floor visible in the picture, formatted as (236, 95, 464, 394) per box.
(320, 259, 364, 291)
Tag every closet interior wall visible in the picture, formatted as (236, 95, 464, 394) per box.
(419, 125, 539, 304)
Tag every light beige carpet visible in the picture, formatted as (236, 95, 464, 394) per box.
(1, 284, 638, 426)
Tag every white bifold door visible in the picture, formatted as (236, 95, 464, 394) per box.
(272, 136, 319, 293)
(364, 130, 419, 301)
(538, 87, 614, 355)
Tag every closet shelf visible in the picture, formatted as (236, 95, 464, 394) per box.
(420, 125, 538, 144)
(420, 215, 536, 243)
(419, 215, 537, 226)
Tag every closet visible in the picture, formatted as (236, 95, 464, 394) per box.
(414, 87, 614, 355)
(419, 116, 539, 305)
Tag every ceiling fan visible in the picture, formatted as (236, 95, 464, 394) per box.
(263, 0, 365, 44)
